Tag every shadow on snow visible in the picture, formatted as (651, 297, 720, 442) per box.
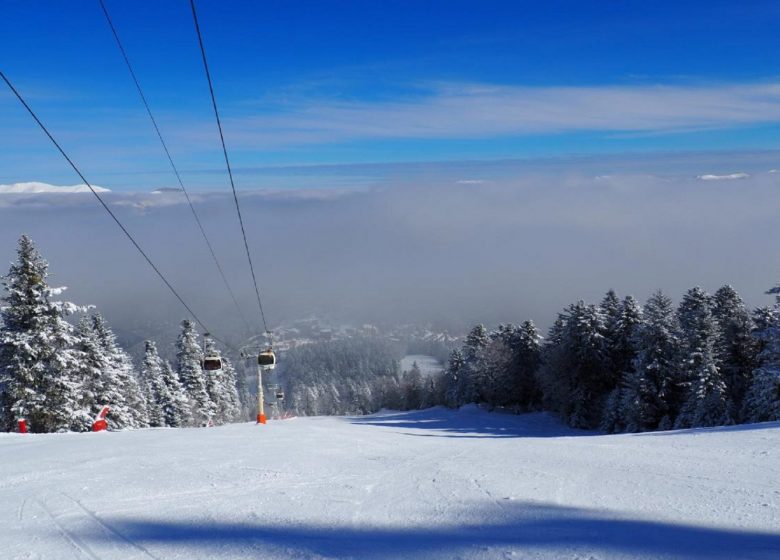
(346, 406, 596, 439)
(632, 420, 780, 437)
(77, 501, 780, 559)
(347, 407, 780, 440)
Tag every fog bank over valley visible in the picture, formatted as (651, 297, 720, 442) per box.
(1, 161, 778, 346)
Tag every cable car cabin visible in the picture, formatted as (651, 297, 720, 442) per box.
(258, 349, 276, 370)
(202, 355, 222, 371)
(275, 392, 285, 400)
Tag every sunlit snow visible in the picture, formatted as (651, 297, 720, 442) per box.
(1, 407, 778, 559)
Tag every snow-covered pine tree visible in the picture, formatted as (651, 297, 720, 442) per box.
(457, 324, 488, 404)
(616, 296, 644, 375)
(201, 335, 240, 424)
(537, 314, 568, 414)
(401, 362, 424, 410)
(443, 348, 465, 408)
(0, 235, 91, 433)
(599, 293, 645, 432)
(214, 357, 242, 423)
(139, 340, 169, 428)
(752, 306, 777, 356)
(376, 374, 403, 411)
(233, 358, 251, 420)
(351, 378, 375, 414)
(711, 285, 758, 418)
(742, 289, 780, 422)
(512, 320, 542, 409)
(74, 316, 109, 424)
(480, 326, 515, 407)
(464, 324, 489, 361)
(675, 286, 729, 428)
(601, 296, 645, 432)
(175, 320, 213, 426)
(538, 301, 606, 428)
(567, 301, 608, 428)
(159, 360, 189, 427)
(600, 290, 624, 387)
(610, 291, 679, 432)
(90, 314, 149, 429)
(600, 387, 623, 433)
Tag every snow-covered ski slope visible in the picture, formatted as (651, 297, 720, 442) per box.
(1, 406, 778, 560)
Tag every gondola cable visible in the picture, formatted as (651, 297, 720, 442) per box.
(189, 0, 273, 345)
(97, 0, 255, 338)
(0, 69, 237, 353)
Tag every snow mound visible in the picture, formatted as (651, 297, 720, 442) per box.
(0, 181, 110, 194)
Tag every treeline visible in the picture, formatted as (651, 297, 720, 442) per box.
(404, 287, 780, 431)
(0, 235, 246, 433)
(280, 337, 400, 416)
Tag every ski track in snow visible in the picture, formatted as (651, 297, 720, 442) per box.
(1, 406, 779, 559)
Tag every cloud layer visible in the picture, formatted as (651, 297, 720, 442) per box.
(1, 166, 779, 340)
(224, 81, 780, 146)
(0, 181, 110, 194)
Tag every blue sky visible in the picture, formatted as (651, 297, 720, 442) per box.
(3, 0, 780, 191)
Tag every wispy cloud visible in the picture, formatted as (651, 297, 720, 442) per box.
(0, 181, 110, 194)
(696, 172, 750, 181)
(222, 81, 780, 146)
(0, 182, 363, 209)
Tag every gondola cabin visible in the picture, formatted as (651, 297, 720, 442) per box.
(203, 355, 222, 371)
(275, 391, 285, 400)
(258, 349, 276, 370)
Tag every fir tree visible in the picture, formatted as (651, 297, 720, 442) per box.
(501, 320, 542, 409)
(538, 302, 606, 428)
(0, 235, 90, 432)
(201, 336, 240, 424)
(464, 324, 489, 360)
(537, 314, 568, 414)
(74, 317, 108, 422)
(675, 287, 729, 428)
(140, 340, 169, 428)
(401, 362, 424, 409)
(91, 314, 149, 429)
(458, 324, 488, 403)
(443, 348, 465, 408)
(600, 290, 625, 388)
(615, 296, 644, 376)
(175, 320, 212, 425)
(159, 360, 189, 427)
(600, 388, 623, 433)
(213, 357, 242, 423)
(478, 334, 513, 407)
(743, 289, 780, 422)
(616, 291, 679, 432)
(711, 285, 758, 418)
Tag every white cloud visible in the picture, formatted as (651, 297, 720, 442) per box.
(223, 81, 780, 146)
(0, 181, 110, 194)
(696, 173, 750, 181)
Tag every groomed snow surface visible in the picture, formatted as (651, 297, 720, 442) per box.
(1, 406, 778, 559)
